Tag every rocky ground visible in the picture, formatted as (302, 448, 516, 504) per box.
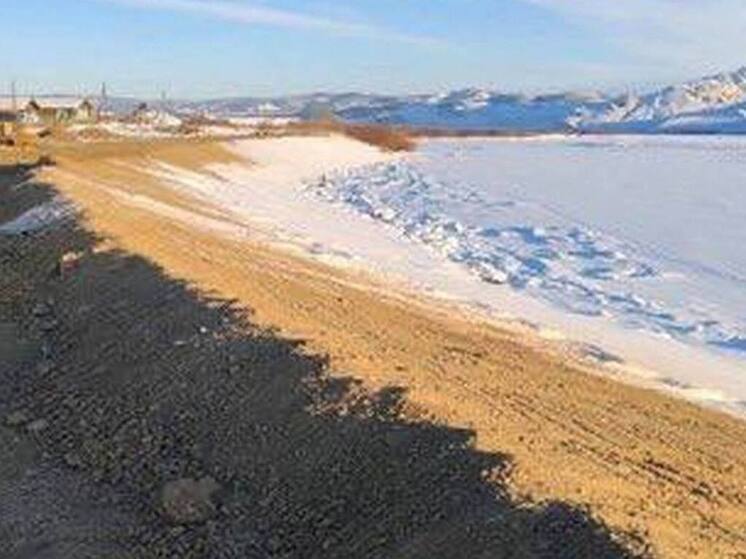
(0, 164, 642, 558)
(1, 138, 745, 558)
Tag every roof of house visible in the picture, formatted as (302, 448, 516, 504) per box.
(10, 97, 95, 111)
(0, 96, 68, 109)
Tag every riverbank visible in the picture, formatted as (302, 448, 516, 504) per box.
(1, 135, 745, 557)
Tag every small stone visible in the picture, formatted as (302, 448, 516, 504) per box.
(5, 411, 29, 427)
(161, 477, 220, 525)
(32, 302, 52, 317)
(58, 251, 82, 277)
(267, 536, 282, 552)
(27, 419, 48, 432)
(39, 319, 59, 332)
(36, 360, 55, 375)
(64, 452, 83, 468)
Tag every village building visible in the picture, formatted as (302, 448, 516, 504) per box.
(22, 98, 96, 126)
(128, 102, 183, 128)
(130, 102, 152, 124)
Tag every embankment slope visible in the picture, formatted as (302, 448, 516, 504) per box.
(1, 136, 744, 557)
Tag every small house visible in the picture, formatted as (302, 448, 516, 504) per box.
(128, 102, 183, 128)
(77, 99, 96, 122)
(130, 102, 151, 124)
(23, 98, 97, 126)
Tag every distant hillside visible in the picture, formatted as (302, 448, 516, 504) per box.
(8, 66, 746, 134)
(573, 67, 746, 133)
(178, 67, 746, 134)
(176, 90, 608, 133)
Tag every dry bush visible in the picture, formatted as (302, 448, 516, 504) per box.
(177, 121, 201, 136)
(255, 120, 283, 138)
(0, 128, 47, 165)
(286, 118, 415, 152)
(343, 123, 416, 152)
(182, 114, 238, 129)
(0, 147, 15, 166)
(75, 127, 120, 142)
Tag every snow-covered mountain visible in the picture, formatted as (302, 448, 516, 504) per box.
(8, 66, 746, 134)
(177, 89, 607, 132)
(573, 67, 746, 133)
(338, 89, 611, 132)
(177, 67, 746, 134)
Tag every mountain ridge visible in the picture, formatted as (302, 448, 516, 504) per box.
(175, 66, 746, 133)
(5, 66, 746, 133)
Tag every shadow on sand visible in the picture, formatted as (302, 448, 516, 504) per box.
(0, 167, 647, 558)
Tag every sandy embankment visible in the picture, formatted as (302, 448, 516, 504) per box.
(25, 135, 746, 557)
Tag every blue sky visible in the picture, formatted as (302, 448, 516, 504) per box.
(1, 0, 744, 98)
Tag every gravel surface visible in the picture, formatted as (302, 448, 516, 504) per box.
(0, 166, 645, 558)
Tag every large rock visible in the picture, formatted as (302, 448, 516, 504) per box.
(161, 477, 219, 525)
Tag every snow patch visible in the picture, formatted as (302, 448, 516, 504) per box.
(306, 136, 746, 414)
(140, 135, 746, 417)
(0, 197, 74, 235)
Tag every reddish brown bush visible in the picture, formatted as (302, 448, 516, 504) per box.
(286, 119, 415, 152)
(343, 123, 415, 152)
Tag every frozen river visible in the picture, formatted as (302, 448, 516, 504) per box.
(311, 136, 746, 414)
(159, 135, 746, 415)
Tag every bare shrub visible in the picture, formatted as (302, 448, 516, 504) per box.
(286, 118, 415, 152)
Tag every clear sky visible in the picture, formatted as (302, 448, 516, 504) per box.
(2, 0, 744, 99)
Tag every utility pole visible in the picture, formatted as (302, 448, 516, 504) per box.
(10, 80, 19, 165)
(100, 81, 108, 121)
(11, 80, 17, 113)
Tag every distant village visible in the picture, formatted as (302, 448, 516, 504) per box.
(1, 98, 96, 140)
(0, 95, 197, 146)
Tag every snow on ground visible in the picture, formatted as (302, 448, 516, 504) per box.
(146, 135, 746, 416)
(0, 196, 74, 235)
(309, 135, 746, 411)
(313, 136, 746, 351)
(227, 116, 298, 127)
